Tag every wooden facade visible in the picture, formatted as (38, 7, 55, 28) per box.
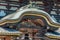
(0, 0, 60, 40)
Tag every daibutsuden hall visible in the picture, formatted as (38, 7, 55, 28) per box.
(0, 0, 60, 40)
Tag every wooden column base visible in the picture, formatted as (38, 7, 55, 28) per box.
(5, 36, 11, 40)
(0, 36, 11, 40)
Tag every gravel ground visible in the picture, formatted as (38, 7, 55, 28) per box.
(34, 37, 60, 40)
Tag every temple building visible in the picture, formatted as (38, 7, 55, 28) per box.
(0, 0, 60, 40)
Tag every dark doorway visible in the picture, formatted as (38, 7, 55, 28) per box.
(24, 33, 29, 40)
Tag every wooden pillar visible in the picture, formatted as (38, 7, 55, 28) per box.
(5, 36, 11, 40)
